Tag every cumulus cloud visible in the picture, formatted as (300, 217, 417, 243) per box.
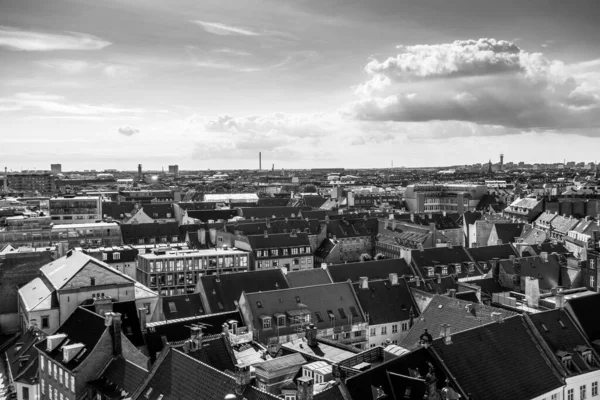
(39, 59, 139, 78)
(203, 113, 327, 139)
(346, 38, 600, 132)
(0, 26, 111, 51)
(191, 21, 259, 36)
(118, 125, 139, 136)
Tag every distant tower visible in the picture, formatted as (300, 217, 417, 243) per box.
(138, 164, 142, 180)
(500, 153, 504, 171)
(3, 167, 7, 192)
(488, 159, 493, 173)
(259, 152, 262, 170)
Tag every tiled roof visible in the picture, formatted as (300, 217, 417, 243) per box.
(254, 353, 306, 372)
(5, 328, 43, 384)
(177, 202, 216, 210)
(186, 334, 236, 372)
(431, 316, 563, 400)
(101, 357, 148, 395)
(161, 293, 206, 320)
(121, 222, 179, 241)
(327, 259, 413, 283)
(186, 209, 238, 222)
(399, 295, 518, 350)
(36, 307, 107, 371)
(527, 242, 571, 256)
(466, 244, 519, 263)
(492, 223, 525, 243)
(285, 269, 333, 288)
(101, 201, 136, 220)
(226, 218, 321, 236)
(315, 238, 336, 259)
(238, 207, 306, 219)
(326, 218, 378, 238)
(303, 196, 328, 209)
(566, 293, 600, 342)
(411, 246, 473, 269)
(199, 269, 290, 313)
(247, 232, 311, 250)
(144, 310, 244, 361)
(529, 309, 599, 377)
(132, 348, 280, 400)
(518, 255, 561, 290)
(352, 279, 419, 325)
(300, 210, 329, 220)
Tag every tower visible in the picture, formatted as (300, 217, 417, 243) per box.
(488, 160, 492, 174)
(138, 164, 142, 180)
(500, 153, 504, 171)
(259, 152, 262, 170)
(3, 167, 7, 192)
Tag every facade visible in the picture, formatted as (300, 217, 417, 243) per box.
(5, 172, 55, 194)
(168, 165, 178, 174)
(564, 218, 600, 259)
(136, 248, 250, 295)
(4, 327, 46, 400)
(80, 245, 139, 279)
(404, 184, 487, 213)
(118, 190, 175, 203)
(50, 164, 62, 174)
(49, 196, 102, 224)
(238, 232, 314, 272)
(51, 222, 122, 248)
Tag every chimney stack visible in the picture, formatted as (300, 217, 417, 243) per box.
(105, 312, 122, 356)
(3, 167, 7, 191)
(259, 152, 262, 170)
(448, 289, 457, 298)
(555, 292, 566, 309)
(138, 307, 147, 332)
(297, 376, 314, 400)
(525, 278, 540, 308)
(46, 333, 67, 352)
(306, 324, 318, 347)
(389, 273, 399, 286)
(540, 252, 549, 262)
(190, 325, 203, 350)
(414, 276, 420, 287)
(62, 343, 85, 363)
(235, 364, 252, 395)
(94, 297, 113, 317)
(359, 276, 369, 290)
(439, 323, 452, 345)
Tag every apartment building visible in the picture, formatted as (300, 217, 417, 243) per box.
(404, 184, 487, 213)
(49, 196, 102, 224)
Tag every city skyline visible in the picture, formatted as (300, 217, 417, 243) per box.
(1, 0, 600, 170)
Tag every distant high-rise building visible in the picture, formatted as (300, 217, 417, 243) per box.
(259, 152, 262, 170)
(50, 164, 62, 174)
(138, 164, 143, 180)
(168, 165, 179, 174)
(499, 154, 504, 171)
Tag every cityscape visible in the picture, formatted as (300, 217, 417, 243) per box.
(2, 1, 600, 400)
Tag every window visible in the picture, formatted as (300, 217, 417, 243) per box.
(90, 277, 96, 286)
(592, 382, 598, 396)
(272, 260, 279, 267)
(292, 248, 299, 255)
(592, 276, 595, 288)
(402, 322, 409, 331)
(71, 376, 75, 392)
(338, 308, 347, 319)
(456, 265, 462, 274)
(551, 394, 558, 400)
(315, 312, 324, 323)
(392, 325, 398, 333)
(113, 252, 120, 260)
(262, 317, 272, 329)
(40, 356, 45, 371)
(271, 249, 278, 256)
(370, 328, 376, 336)
(102, 252, 108, 261)
(349, 306, 359, 318)
(582, 385, 587, 400)
(168, 302, 177, 313)
(23, 387, 29, 400)
(307, 258, 312, 264)
(441, 266, 448, 275)
(41, 379, 45, 394)
(256, 301, 263, 308)
(277, 316, 285, 327)
(59, 368, 63, 384)
(42, 316, 49, 329)
(427, 268, 434, 277)
(285, 395, 296, 400)
(54, 389, 57, 400)
(568, 389, 574, 400)
(354, 331, 362, 337)
(381, 326, 387, 335)
(327, 310, 336, 320)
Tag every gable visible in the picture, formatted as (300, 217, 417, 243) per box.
(62, 261, 133, 290)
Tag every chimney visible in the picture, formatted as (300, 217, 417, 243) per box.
(389, 273, 399, 286)
(46, 333, 67, 352)
(540, 252, 548, 262)
(448, 289, 457, 298)
(491, 312, 504, 323)
(509, 255, 516, 263)
(446, 242, 453, 249)
(94, 297, 113, 317)
(62, 343, 85, 363)
(410, 213, 415, 222)
(436, 273, 441, 284)
(418, 244, 424, 252)
(138, 307, 147, 332)
(3, 167, 7, 191)
(264, 230, 268, 239)
(439, 323, 452, 345)
(359, 276, 369, 290)
(525, 278, 540, 308)
(414, 276, 420, 287)
(306, 324, 318, 347)
(297, 376, 314, 400)
(443, 211, 447, 217)
(555, 292, 565, 309)
(235, 364, 252, 395)
(105, 312, 122, 356)
(222, 323, 229, 334)
(190, 325, 203, 350)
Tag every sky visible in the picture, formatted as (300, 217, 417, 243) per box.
(1, 0, 600, 171)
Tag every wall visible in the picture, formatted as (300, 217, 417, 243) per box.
(64, 262, 132, 289)
(15, 381, 39, 400)
(367, 321, 411, 347)
(58, 285, 134, 326)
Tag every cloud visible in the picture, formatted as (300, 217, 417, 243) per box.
(0, 92, 149, 116)
(118, 125, 140, 136)
(203, 113, 327, 138)
(345, 38, 600, 132)
(191, 21, 259, 36)
(212, 48, 251, 56)
(0, 26, 111, 51)
(39, 59, 139, 78)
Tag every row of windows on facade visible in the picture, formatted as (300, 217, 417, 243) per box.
(370, 340, 398, 348)
(259, 307, 361, 329)
(51, 215, 97, 221)
(256, 247, 312, 257)
(147, 256, 249, 272)
(563, 381, 598, 400)
(40, 356, 76, 398)
(369, 322, 409, 336)
(256, 258, 312, 269)
(426, 264, 473, 276)
(135, 236, 179, 244)
(149, 270, 236, 287)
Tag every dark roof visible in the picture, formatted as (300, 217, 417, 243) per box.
(36, 307, 107, 371)
(431, 316, 563, 400)
(465, 278, 505, 296)
(177, 202, 216, 210)
(519, 255, 561, 290)
(161, 293, 206, 320)
(144, 310, 244, 361)
(199, 269, 290, 313)
(186, 334, 236, 372)
(326, 218, 378, 238)
(327, 259, 413, 283)
(226, 218, 322, 236)
(455, 291, 480, 303)
(566, 293, 600, 342)
(300, 210, 329, 220)
(238, 207, 305, 219)
(141, 204, 175, 219)
(257, 197, 290, 207)
(492, 223, 525, 244)
(352, 279, 419, 325)
(247, 232, 311, 250)
(186, 209, 238, 222)
(529, 309, 599, 376)
(303, 196, 328, 209)
(285, 269, 332, 288)
(315, 238, 336, 259)
(121, 222, 179, 241)
(101, 357, 148, 395)
(411, 246, 474, 270)
(102, 201, 136, 220)
(0, 250, 54, 314)
(5, 328, 43, 384)
(132, 347, 278, 400)
(462, 211, 483, 225)
(386, 371, 427, 400)
(112, 301, 145, 347)
(407, 276, 458, 295)
(399, 295, 518, 349)
(466, 244, 519, 263)
(527, 242, 571, 256)
(345, 347, 447, 400)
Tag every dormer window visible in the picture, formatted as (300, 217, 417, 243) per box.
(455, 265, 462, 274)
(441, 266, 448, 275)
(556, 351, 573, 370)
(261, 316, 272, 329)
(427, 268, 434, 277)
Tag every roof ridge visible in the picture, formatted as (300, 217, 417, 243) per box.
(173, 347, 234, 379)
(245, 281, 350, 296)
(146, 309, 239, 328)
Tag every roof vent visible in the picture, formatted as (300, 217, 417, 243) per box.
(46, 333, 67, 352)
(62, 343, 85, 363)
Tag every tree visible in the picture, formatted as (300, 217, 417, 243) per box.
(374, 253, 385, 260)
(359, 253, 372, 262)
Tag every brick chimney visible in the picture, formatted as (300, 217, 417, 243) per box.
(235, 364, 252, 395)
(555, 292, 565, 309)
(359, 276, 369, 290)
(448, 289, 457, 298)
(105, 312, 122, 356)
(439, 323, 452, 345)
(389, 273, 399, 286)
(525, 278, 540, 308)
(306, 324, 318, 347)
(297, 376, 314, 400)
(94, 297, 113, 317)
(190, 325, 203, 350)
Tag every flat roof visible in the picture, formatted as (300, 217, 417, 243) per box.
(138, 248, 249, 259)
(52, 222, 120, 229)
(50, 196, 100, 200)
